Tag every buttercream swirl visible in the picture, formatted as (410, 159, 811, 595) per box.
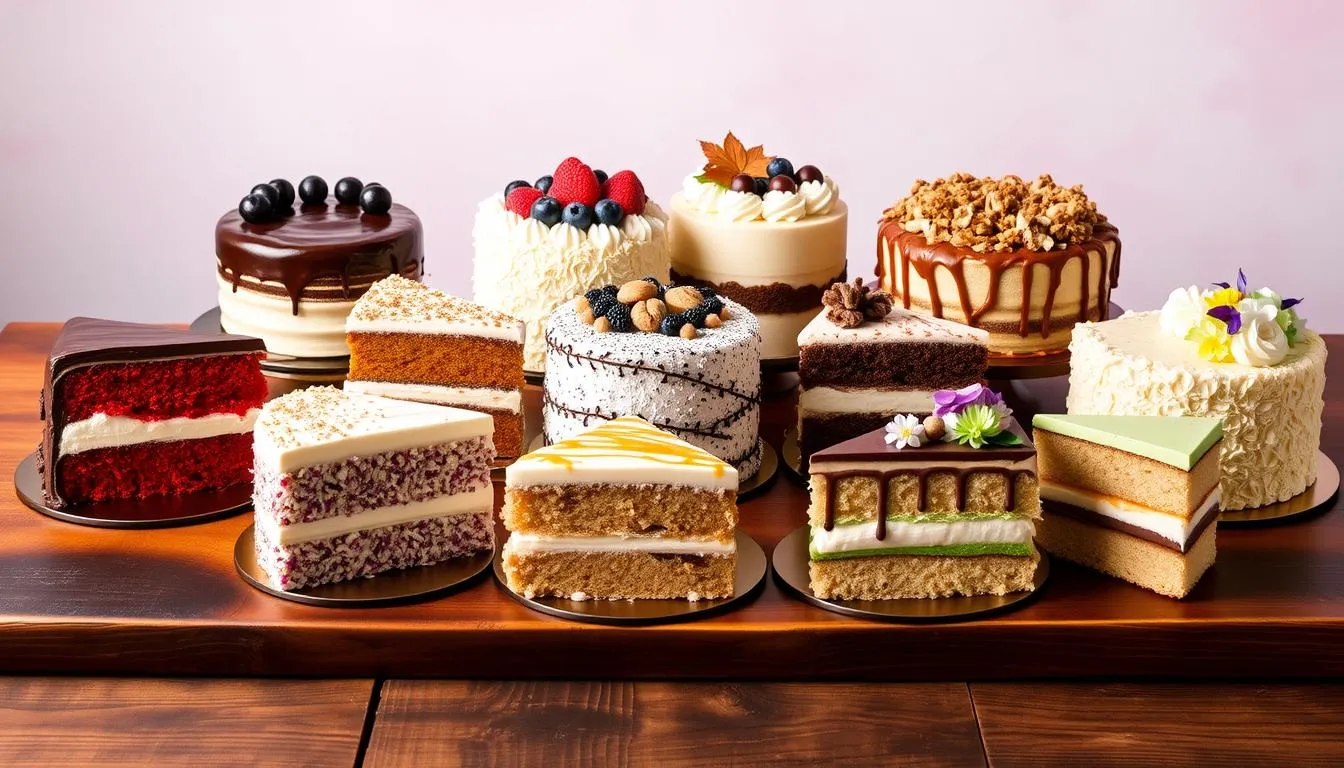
(761, 190, 807, 222)
(799, 177, 838, 215)
(715, 190, 765, 222)
(1231, 305, 1288, 367)
(682, 174, 725, 213)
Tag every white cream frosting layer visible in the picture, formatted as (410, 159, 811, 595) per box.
(505, 533, 735, 555)
(60, 409, 261, 455)
(679, 175, 840, 221)
(259, 486, 493, 545)
(471, 194, 670, 372)
(797, 305, 989, 346)
(1040, 480, 1219, 550)
(217, 273, 354, 358)
(756, 309, 820, 361)
(344, 380, 522, 414)
(798, 387, 934, 415)
(255, 388, 494, 474)
(1068, 311, 1327, 510)
(810, 518, 1035, 554)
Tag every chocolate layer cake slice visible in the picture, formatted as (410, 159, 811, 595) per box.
(502, 415, 738, 601)
(39, 317, 267, 507)
(806, 418, 1040, 600)
(797, 303, 988, 460)
(345, 275, 526, 457)
(1032, 414, 1222, 598)
(252, 387, 495, 591)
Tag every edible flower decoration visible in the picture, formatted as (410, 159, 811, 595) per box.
(822, 278, 894, 329)
(884, 414, 926, 449)
(931, 384, 1022, 449)
(1158, 269, 1305, 367)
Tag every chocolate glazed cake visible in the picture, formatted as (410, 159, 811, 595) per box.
(216, 177, 423, 358)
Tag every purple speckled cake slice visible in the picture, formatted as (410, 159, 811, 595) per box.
(252, 387, 496, 590)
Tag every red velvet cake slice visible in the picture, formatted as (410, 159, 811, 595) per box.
(39, 317, 267, 507)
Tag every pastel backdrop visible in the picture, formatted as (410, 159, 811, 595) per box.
(2, 0, 1341, 329)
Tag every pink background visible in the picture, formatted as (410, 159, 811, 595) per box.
(2, 0, 1341, 330)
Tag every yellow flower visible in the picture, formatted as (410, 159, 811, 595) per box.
(1186, 316, 1234, 362)
(1204, 287, 1242, 309)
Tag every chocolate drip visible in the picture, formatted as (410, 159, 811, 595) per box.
(822, 467, 1033, 541)
(876, 222, 1120, 339)
(215, 200, 424, 315)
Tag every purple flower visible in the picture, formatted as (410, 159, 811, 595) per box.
(931, 383, 1012, 428)
(1236, 268, 1248, 294)
(1282, 297, 1302, 309)
(1207, 304, 1242, 335)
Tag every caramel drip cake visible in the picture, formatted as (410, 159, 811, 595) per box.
(876, 173, 1120, 356)
(345, 275, 526, 458)
(797, 280, 988, 459)
(1033, 414, 1222, 598)
(502, 416, 738, 601)
(252, 387, 495, 591)
(38, 317, 267, 507)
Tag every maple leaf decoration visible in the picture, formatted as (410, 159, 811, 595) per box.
(698, 132, 774, 187)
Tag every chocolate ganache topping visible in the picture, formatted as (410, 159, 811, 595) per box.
(215, 199, 423, 315)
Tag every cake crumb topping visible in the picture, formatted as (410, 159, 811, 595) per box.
(351, 275, 519, 328)
(257, 386, 376, 448)
(882, 173, 1107, 253)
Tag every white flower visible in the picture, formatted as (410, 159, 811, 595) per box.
(1158, 285, 1207, 339)
(883, 414, 926, 449)
(1231, 304, 1288, 367)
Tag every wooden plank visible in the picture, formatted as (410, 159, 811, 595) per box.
(0, 321, 1342, 679)
(0, 677, 374, 768)
(365, 680, 985, 768)
(972, 683, 1344, 768)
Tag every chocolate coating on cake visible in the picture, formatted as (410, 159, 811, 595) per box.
(216, 199, 423, 314)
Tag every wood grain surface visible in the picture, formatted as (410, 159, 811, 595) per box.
(971, 682, 1344, 768)
(366, 681, 985, 768)
(0, 677, 373, 768)
(0, 321, 1341, 679)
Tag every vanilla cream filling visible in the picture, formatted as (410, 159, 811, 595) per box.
(1040, 481, 1220, 546)
(810, 518, 1035, 554)
(60, 409, 260, 455)
(505, 533, 735, 555)
(344, 380, 522, 413)
(260, 486, 493, 546)
(798, 387, 934, 415)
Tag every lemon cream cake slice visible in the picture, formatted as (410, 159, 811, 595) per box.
(502, 415, 738, 601)
(807, 386, 1040, 600)
(345, 275, 526, 458)
(1032, 414, 1222, 598)
(252, 387, 496, 591)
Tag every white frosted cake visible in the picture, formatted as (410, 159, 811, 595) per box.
(542, 281, 763, 478)
(669, 133, 847, 360)
(471, 157, 670, 372)
(1068, 291, 1325, 510)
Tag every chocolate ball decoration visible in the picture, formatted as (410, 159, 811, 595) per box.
(268, 178, 296, 209)
(334, 177, 364, 206)
(730, 174, 755, 193)
(249, 183, 280, 207)
(795, 165, 824, 184)
(238, 192, 273, 224)
(753, 177, 769, 196)
(298, 175, 328, 205)
(359, 183, 393, 215)
(768, 175, 797, 193)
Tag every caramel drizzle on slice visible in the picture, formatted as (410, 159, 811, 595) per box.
(528, 418, 728, 478)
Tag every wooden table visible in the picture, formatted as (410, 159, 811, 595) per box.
(1, 323, 1342, 767)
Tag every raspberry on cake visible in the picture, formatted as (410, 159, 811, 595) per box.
(251, 387, 495, 591)
(345, 275, 527, 458)
(502, 416, 738, 601)
(216, 175, 423, 358)
(876, 173, 1121, 356)
(473, 158, 670, 373)
(806, 385, 1040, 600)
(543, 279, 763, 478)
(1032, 414, 1222, 598)
(38, 317, 267, 508)
(669, 132, 847, 360)
(797, 279, 989, 459)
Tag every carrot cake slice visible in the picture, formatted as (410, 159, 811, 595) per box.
(502, 415, 738, 601)
(345, 275, 526, 458)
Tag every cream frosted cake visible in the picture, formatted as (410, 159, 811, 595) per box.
(252, 387, 495, 591)
(669, 133, 847, 360)
(797, 280, 989, 459)
(1067, 271, 1324, 510)
(345, 275, 527, 458)
(542, 279, 763, 478)
(472, 157, 670, 372)
(502, 416, 738, 601)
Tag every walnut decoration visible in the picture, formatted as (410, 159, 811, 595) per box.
(822, 278, 894, 329)
(881, 173, 1107, 253)
(576, 279, 728, 338)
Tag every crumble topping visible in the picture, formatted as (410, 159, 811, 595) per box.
(351, 275, 518, 328)
(881, 173, 1107, 253)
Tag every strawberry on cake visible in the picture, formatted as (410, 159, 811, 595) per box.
(38, 317, 267, 507)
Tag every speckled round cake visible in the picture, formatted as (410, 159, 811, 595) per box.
(542, 295, 763, 478)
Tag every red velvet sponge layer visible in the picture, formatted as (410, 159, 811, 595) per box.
(58, 354, 266, 423)
(55, 432, 254, 504)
